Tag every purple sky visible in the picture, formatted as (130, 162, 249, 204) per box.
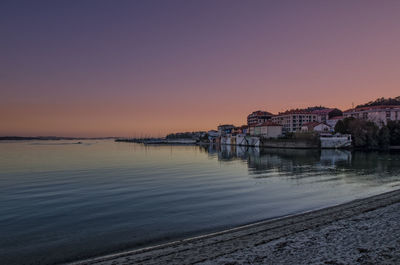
(1, 0, 400, 136)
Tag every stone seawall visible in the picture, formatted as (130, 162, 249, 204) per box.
(260, 138, 320, 149)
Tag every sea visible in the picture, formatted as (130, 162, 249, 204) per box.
(1, 140, 400, 264)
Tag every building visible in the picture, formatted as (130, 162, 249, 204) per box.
(311, 108, 343, 123)
(249, 121, 282, 138)
(240, 125, 248, 135)
(217, 124, 235, 135)
(301, 122, 331, 133)
(326, 116, 344, 129)
(343, 105, 400, 126)
(232, 125, 248, 135)
(207, 130, 219, 143)
(247, 110, 273, 126)
(271, 110, 318, 133)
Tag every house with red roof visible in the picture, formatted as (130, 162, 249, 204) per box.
(247, 110, 274, 126)
(311, 108, 343, 123)
(301, 122, 331, 133)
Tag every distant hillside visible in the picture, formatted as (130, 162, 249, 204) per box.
(305, 106, 328, 112)
(356, 96, 400, 108)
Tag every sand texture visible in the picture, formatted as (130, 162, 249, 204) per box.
(69, 189, 400, 265)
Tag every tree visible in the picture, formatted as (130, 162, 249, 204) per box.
(328, 109, 343, 119)
(334, 120, 346, 134)
(364, 121, 379, 149)
(379, 126, 391, 149)
(387, 120, 400, 146)
(335, 117, 381, 149)
(356, 96, 400, 108)
(348, 119, 367, 147)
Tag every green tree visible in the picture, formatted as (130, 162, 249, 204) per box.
(365, 121, 379, 149)
(387, 120, 400, 145)
(334, 120, 346, 134)
(348, 119, 367, 147)
(379, 126, 391, 149)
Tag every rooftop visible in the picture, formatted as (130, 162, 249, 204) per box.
(248, 110, 274, 117)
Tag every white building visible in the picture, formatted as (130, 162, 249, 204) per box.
(311, 108, 343, 123)
(272, 110, 318, 133)
(343, 105, 400, 126)
(249, 121, 282, 138)
(301, 122, 331, 133)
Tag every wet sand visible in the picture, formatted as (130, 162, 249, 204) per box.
(69, 189, 400, 265)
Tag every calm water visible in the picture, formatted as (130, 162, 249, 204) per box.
(1, 140, 400, 264)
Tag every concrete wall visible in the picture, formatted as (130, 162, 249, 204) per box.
(260, 126, 282, 138)
(260, 138, 320, 149)
(236, 134, 247, 146)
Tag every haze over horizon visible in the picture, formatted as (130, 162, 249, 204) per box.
(2, 0, 400, 137)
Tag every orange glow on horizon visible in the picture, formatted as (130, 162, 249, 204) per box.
(2, 1, 400, 137)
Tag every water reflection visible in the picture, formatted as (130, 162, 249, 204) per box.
(2, 141, 400, 265)
(203, 144, 400, 186)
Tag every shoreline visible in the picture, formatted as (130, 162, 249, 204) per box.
(69, 188, 400, 265)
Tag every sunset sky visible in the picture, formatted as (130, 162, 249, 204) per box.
(1, 0, 400, 137)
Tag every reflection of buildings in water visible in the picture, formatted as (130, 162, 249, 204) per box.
(334, 151, 400, 186)
(216, 144, 260, 162)
(206, 144, 218, 155)
(218, 144, 233, 161)
(319, 149, 352, 166)
(248, 146, 259, 155)
(206, 144, 400, 186)
(235, 145, 248, 159)
(212, 146, 353, 175)
(248, 149, 322, 175)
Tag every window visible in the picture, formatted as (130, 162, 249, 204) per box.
(386, 111, 391, 120)
(363, 112, 368, 119)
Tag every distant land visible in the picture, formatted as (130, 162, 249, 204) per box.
(0, 136, 116, 141)
(356, 96, 400, 108)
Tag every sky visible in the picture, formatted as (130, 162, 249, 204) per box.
(1, 0, 400, 137)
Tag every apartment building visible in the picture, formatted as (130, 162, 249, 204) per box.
(272, 110, 318, 133)
(247, 111, 273, 126)
(343, 105, 400, 126)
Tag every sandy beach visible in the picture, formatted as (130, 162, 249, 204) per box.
(69, 188, 400, 265)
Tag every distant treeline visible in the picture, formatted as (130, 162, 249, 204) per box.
(356, 96, 400, 108)
(166, 131, 207, 140)
(335, 118, 400, 149)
